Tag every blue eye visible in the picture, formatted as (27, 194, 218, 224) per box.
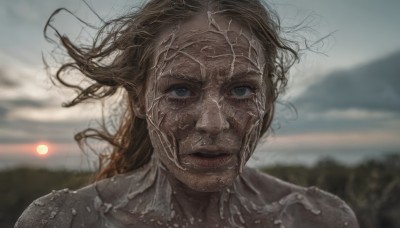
(170, 87, 191, 98)
(231, 86, 252, 98)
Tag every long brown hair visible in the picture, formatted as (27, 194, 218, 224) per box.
(45, 0, 299, 180)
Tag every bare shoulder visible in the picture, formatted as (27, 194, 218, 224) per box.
(302, 186, 359, 228)
(15, 183, 102, 228)
(14, 171, 148, 228)
(242, 167, 359, 228)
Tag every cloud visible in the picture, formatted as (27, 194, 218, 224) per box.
(0, 106, 7, 119)
(0, 69, 19, 87)
(0, 66, 95, 145)
(305, 109, 397, 121)
(263, 130, 400, 152)
(5, 105, 101, 122)
(0, 116, 95, 144)
(0, 97, 104, 144)
(0, 64, 59, 122)
(0, 123, 69, 144)
(0, 55, 119, 147)
(293, 50, 400, 113)
(274, 51, 400, 138)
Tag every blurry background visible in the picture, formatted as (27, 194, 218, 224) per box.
(1, 0, 399, 227)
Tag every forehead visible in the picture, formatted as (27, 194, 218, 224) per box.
(156, 12, 263, 57)
(153, 12, 265, 75)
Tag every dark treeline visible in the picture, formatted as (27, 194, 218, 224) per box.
(1, 154, 399, 228)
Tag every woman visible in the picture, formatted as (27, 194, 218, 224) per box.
(16, 0, 358, 227)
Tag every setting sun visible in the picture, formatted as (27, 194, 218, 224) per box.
(36, 144, 49, 156)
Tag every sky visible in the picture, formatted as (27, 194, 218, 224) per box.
(0, 0, 400, 170)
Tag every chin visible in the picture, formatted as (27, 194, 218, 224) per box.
(175, 167, 239, 192)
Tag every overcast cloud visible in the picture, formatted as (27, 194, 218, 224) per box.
(294, 51, 400, 113)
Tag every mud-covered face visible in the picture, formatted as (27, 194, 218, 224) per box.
(144, 12, 267, 192)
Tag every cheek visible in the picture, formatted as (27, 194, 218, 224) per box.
(229, 98, 266, 168)
(147, 100, 197, 158)
(157, 100, 197, 134)
(228, 100, 265, 133)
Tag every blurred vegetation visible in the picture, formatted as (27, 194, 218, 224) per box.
(0, 168, 92, 227)
(1, 154, 399, 228)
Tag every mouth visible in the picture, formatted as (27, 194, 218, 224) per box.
(183, 149, 235, 170)
(192, 151, 229, 159)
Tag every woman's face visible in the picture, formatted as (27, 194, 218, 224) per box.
(144, 12, 267, 192)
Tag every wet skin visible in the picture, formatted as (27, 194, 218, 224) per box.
(15, 12, 359, 228)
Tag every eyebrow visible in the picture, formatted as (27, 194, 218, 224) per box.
(229, 70, 262, 81)
(159, 73, 203, 84)
(158, 70, 262, 83)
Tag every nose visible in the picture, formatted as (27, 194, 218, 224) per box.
(195, 99, 229, 135)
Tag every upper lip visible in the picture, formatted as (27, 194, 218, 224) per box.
(186, 146, 233, 155)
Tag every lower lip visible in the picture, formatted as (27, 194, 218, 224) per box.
(182, 154, 234, 170)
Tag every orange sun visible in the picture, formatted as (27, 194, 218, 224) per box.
(36, 144, 49, 156)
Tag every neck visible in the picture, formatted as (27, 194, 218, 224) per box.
(126, 157, 254, 225)
(157, 161, 228, 220)
(163, 163, 223, 198)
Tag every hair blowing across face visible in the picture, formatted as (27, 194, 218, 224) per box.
(46, 0, 299, 180)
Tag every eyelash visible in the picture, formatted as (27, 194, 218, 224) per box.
(230, 85, 256, 96)
(227, 84, 257, 104)
(165, 85, 195, 105)
(164, 84, 257, 105)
